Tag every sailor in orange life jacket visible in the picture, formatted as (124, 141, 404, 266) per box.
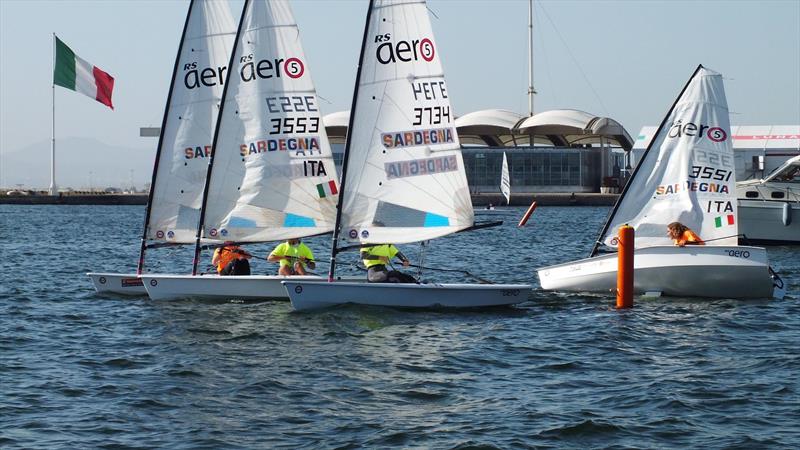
(211, 242, 252, 275)
(666, 222, 705, 247)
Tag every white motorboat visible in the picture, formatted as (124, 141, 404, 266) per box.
(538, 246, 773, 298)
(283, 0, 531, 311)
(87, 273, 147, 296)
(143, 274, 362, 301)
(284, 281, 531, 311)
(737, 155, 800, 245)
(538, 65, 783, 299)
(88, 0, 238, 293)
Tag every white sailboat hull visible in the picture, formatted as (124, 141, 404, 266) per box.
(87, 273, 148, 296)
(537, 246, 774, 299)
(282, 281, 532, 311)
(141, 274, 363, 301)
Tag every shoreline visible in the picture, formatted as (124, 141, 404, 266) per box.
(0, 192, 619, 206)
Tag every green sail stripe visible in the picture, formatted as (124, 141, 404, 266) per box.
(54, 37, 76, 90)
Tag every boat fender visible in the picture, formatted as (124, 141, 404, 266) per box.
(781, 202, 792, 226)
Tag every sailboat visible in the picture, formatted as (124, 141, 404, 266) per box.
(142, 0, 358, 301)
(537, 65, 783, 299)
(501, 151, 511, 205)
(476, 151, 510, 214)
(282, 0, 531, 311)
(87, 0, 237, 295)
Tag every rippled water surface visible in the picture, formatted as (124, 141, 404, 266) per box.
(1, 205, 798, 448)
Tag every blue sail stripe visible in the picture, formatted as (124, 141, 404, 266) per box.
(284, 213, 316, 227)
(423, 213, 449, 227)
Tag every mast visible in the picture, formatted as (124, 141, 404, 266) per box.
(191, 0, 251, 276)
(137, 0, 196, 275)
(527, 0, 534, 116)
(327, 0, 376, 282)
(589, 64, 704, 257)
(50, 33, 57, 196)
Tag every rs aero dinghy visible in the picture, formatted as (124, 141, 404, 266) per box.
(142, 0, 363, 301)
(283, 0, 531, 311)
(88, 0, 238, 295)
(538, 65, 784, 299)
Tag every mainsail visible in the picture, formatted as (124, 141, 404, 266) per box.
(335, 0, 473, 248)
(143, 0, 237, 246)
(199, 0, 339, 243)
(501, 152, 511, 204)
(594, 65, 738, 253)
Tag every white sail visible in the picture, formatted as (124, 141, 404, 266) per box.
(338, 0, 473, 246)
(201, 0, 339, 242)
(146, 0, 237, 243)
(501, 151, 511, 204)
(600, 66, 738, 249)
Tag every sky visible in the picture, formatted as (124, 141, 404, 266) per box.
(1, 0, 799, 189)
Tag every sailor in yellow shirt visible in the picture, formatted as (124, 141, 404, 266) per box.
(268, 238, 315, 275)
(360, 244, 416, 283)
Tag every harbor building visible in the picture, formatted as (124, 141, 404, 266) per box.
(323, 109, 634, 205)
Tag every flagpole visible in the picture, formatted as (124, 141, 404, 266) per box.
(50, 33, 57, 195)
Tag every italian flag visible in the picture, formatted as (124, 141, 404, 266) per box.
(714, 214, 735, 228)
(316, 180, 338, 198)
(53, 36, 115, 109)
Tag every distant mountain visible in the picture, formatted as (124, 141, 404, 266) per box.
(1, 137, 156, 190)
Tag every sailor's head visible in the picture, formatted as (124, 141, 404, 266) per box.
(666, 222, 687, 238)
(288, 238, 301, 246)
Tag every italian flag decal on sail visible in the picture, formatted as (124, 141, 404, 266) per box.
(53, 36, 115, 109)
(316, 180, 338, 198)
(715, 214, 735, 228)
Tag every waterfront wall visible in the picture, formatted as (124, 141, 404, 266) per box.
(1, 192, 618, 206)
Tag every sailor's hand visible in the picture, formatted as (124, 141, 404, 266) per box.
(298, 256, 307, 262)
(380, 256, 389, 263)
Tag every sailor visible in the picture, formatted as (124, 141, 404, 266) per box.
(360, 244, 416, 283)
(212, 242, 252, 275)
(268, 238, 315, 275)
(667, 222, 705, 247)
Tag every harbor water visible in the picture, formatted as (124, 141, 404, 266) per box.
(1, 205, 798, 448)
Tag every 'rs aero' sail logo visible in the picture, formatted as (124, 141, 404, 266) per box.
(374, 33, 435, 64)
(667, 119, 727, 142)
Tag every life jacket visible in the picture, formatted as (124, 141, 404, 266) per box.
(215, 246, 241, 273)
(676, 230, 704, 246)
(270, 242, 314, 268)
(361, 244, 398, 269)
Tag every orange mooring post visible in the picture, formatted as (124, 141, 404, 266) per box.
(518, 201, 537, 227)
(616, 224, 634, 309)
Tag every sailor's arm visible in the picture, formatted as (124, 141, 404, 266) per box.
(395, 249, 411, 267)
